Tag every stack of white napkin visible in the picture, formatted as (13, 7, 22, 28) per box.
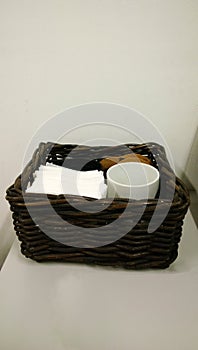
(26, 163, 107, 199)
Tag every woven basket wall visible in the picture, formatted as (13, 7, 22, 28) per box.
(6, 142, 190, 269)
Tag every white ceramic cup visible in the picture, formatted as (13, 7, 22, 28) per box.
(106, 162, 160, 200)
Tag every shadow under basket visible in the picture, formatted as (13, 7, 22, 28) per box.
(6, 142, 190, 269)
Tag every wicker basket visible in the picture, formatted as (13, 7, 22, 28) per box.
(6, 142, 190, 269)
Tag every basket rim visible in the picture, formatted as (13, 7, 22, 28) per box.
(6, 141, 190, 210)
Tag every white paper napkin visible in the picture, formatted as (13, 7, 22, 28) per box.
(26, 163, 107, 199)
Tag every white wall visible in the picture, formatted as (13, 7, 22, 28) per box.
(185, 127, 198, 191)
(0, 0, 197, 266)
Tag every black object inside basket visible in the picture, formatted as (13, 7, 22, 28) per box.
(6, 142, 190, 269)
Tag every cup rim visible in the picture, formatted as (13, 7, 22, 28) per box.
(106, 162, 160, 188)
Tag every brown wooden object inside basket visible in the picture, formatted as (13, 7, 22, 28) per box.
(100, 153, 151, 171)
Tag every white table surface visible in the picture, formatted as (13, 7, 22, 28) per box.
(0, 211, 198, 350)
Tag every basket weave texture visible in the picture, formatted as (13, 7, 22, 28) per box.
(6, 142, 190, 269)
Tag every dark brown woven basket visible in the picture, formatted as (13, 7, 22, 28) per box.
(6, 142, 190, 269)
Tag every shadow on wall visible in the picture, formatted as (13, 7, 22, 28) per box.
(0, 214, 15, 269)
(182, 126, 198, 227)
